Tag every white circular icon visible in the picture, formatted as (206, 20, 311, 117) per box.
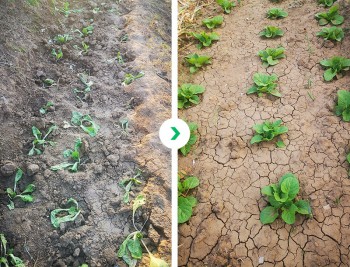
(159, 118, 190, 149)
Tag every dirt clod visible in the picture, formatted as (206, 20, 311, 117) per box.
(0, 161, 17, 177)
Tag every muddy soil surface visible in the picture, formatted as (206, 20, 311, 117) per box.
(179, 0, 350, 266)
(0, 0, 171, 266)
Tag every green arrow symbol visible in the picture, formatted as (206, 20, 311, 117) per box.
(171, 127, 180, 140)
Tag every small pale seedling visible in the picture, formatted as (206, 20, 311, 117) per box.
(316, 26, 344, 42)
(0, 234, 25, 267)
(185, 53, 211, 73)
(178, 83, 206, 109)
(119, 169, 142, 203)
(76, 25, 94, 37)
(260, 173, 312, 224)
(315, 5, 344, 26)
(54, 34, 72, 44)
(6, 169, 35, 210)
(116, 52, 125, 64)
(51, 138, 83, 172)
(178, 174, 199, 223)
(179, 122, 198, 156)
(70, 111, 100, 137)
(251, 119, 288, 147)
(51, 198, 81, 228)
(267, 8, 288, 19)
(122, 72, 145, 86)
(40, 101, 54, 115)
(73, 73, 93, 100)
(258, 47, 285, 67)
(259, 26, 284, 38)
(73, 42, 90, 55)
(56, 1, 83, 17)
(216, 0, 236, 14)
(192, 32, 220, 49)
(320, 56, 350, 81)
(43, 78, 56, 87)
(318, 0, 336, 7)
(247, 73, 281, 97)
(335, 89, 350, 121)
(29, 124, 57, 155)
(202, 16, 224, 29)
(51, 48, 63, 60)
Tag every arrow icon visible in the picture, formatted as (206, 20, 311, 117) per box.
(171, 127, 180, 140)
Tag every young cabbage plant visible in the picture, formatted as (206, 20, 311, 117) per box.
(216, 0, 236, 14)
(0, 234, 25, 267)
(260, 173, 312, 225)
(69, 111, 100, 137)
(259, 26, 284, 38)
(29, 124, 57, 155)
(76, 25, 94, 37)
(251, 119, 288, 147)
(122, 72, 145, 86)
(315, 5, 344, 26)
(179, 122, 198, 156)
(266, 8, 288, 19)
(54, 34, 72, 44)
(178, 83, 206, 109)
(73, 73, 93, 101)
(6, 169, 35, 210)
(258, 47, 285, 67)
(185, 53, 211, 73)
(316, 26, 344, 42)
(178, 173, 199, 223)
(51, 48, 63, 60)
(247, 73, 281, 97)
(320, 56, 350, 81)
(202, 15, 224, 29)
(40, 101, 54, 115)
(192, 32, 220, 49)
(55, 1, 82, 17)
(119, 169, 142, 203)
(335, 90, 350, 121)
(318, 0, 336, 6)
(51, 138, 83, 172)
(51, 198, 81, 228)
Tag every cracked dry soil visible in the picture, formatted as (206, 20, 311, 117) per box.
(179, 0, 350, 266)
(0, 0, 170, 266)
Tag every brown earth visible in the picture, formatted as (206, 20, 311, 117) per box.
(0, 0, 171, 266)
(178, 0, 350, 266)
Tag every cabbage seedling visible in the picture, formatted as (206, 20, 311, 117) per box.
(29, 124, 57, 155)
(202, 16, 224, 29)
(70, 111, 100, 137)
(216, 0, 236, 14)
(40, 101, 54, 115)
(178, 174, 199, 223)
(119, 169, 142, 203)
(178, 83, 206, 109)
(259, 26, 284, 38)
(185, 54, 211, 73)
(55, 1, 83, 17)
(247, 73, 281, 97)
(192, 32, 220, 49)
(54, 34, 72, 44)
(51, 198, 81, 228)
(315, 5, 344, 26)
(258, 47, 285, 67)
(0, 234, 25, 267)
(320, 56, 350, 81)
(267, 8, 288, 19)
(179, 122, 198, 156)
(316, 26, 344, 42)
(51, 138, 83, 172)
(51, 48, 63, 60)
(335, 90, 350, 121)
(318, 0, 336, 7)
(6, 169, 35, 210)
(122, 72, 145, 85)
(251, 119, 288, 147)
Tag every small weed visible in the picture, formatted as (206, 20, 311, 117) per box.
(6, 169, 35, 210)
(260, 173, 312, 224)
(247, 73, 281, 97)
(119, 169, 142, 203)
(51, 138, 83, 172)
(178, 83, 206, 109)
(316, 26, 344, 42)
(178, 172, 199, 223)
(258, 47, 285, 67)
(28, 124, 57, 155)
(0, 233, 25, 267)
(179, 122, 198, 156)
(216, 0, 236, 14)
(259, 26, 284, 38)
(335, 89, 350, 121)
(40, 101, 54, 115)
(315, 5, 344, 26)
(251, 119, 288, 147)
(320, 56, 350, 81)
(267, 8, 288, 19)
(70, 111, 100, 137)
(51, 198, 81, 228)
(202, 16, 224, 29)
(51, 48, 63, 61)
(185, 53, 211, 73)
(122, 72, 145, 86)
(192, 32, 220, 49)
(54, 34, 72, 44)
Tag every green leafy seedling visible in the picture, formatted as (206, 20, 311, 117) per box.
(316, 26, 344, 42)
(259, 26, 284, 38)
(202, 16, 224, 29)
(51, 48, 63, 60)
(54, 34, 72, 44)
(185, 53, 211, 73)
(315, 5, 344, 26)
(0, 233, 25, 267)
(81, 25, 94, 37)
(335, 90, 350, 121)
(70, 111, 100, 137)
(122, 72, 145, 86)
(116, 52, 125, 64)
(43, 78, 56, 87)
(51, 138, 83, 172)
(178, 174, 199, 223)
(247, 73, 281, 97)
(51, 198, 81, 228)
(29, 124, 57, 155)
(260, 173, 312, 224)
(40, 101, 54, 115)
(192, 32, 219, 49)
(56, 1, 83, 17)
(320, 56, 350, 81)
(6, 169, 36, 210)
(318, 0, 336, 7)
(251, 119, 288, 147)
(119, 170, 142, 203)
(258, 47, 285, 67)
(73, 42, 90, 55)
(216, 0, 236, 14)
(178, 83, 206, 109)
(267, 8, 288, 19)
(73, 73, 93, 100)
(179, 122, 198, 156)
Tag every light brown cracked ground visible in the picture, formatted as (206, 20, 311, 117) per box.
(179, 0, 350, 266)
